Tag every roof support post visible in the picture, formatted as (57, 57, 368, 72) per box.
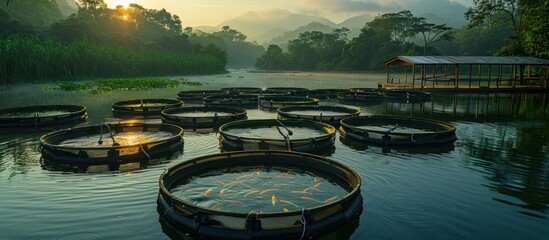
(412, 65, 416, 89)
(454, 64, 459, 88)
(487, 64, 491, 88)
(432, 65, 436, 88)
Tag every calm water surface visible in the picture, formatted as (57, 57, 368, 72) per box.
(0, 70, 548, 239)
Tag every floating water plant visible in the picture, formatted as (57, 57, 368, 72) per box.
(46, 78, 202, 94)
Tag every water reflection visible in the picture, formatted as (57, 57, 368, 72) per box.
(339, 136, 455, 154)
(377, 93, 549, 217)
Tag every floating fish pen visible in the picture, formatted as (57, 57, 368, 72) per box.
(39, 123, 184, 165)
(277, 106, 360, 127)
(204, 94, 259, 108)
(0, 105, 87, 128)
(177, 90, 227, 102)
(307, 89, 346, 99)
(337, 91, 384, 103)
(112, 99, 182, 117)
(219, 119, 336, 153)
(264, 87, 310, 96)
(339, 116, 456, 146)
(158, 150, 362, 240)
(258, 96, 320, 110)
(221, 87, 263, 95)
(383, 90, 431, 103)
(162, 106, 247, 130)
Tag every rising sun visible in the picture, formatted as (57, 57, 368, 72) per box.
(112, 0, 132, 8)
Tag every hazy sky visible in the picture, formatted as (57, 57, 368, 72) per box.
(103, 0, 474, 26)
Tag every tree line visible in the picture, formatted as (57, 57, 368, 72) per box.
(0, 0, 264, 84)
(256, 0, 548, 71)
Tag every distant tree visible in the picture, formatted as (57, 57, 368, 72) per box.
(255, 44, 290, 69)
(465, 0, 525, 55)
(412, 19, 454, 54)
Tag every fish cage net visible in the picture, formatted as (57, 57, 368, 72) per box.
(258, 96, 320, 110)
(264, 87, 310, 96)
(221, 87, 263, 95)
(219, 119, 336, 153)
(112, 99, 182, 116)
(382, 90, 431, 103)
(204, 94, 259, 108)
(177, 90, 228, 102)
(158, 150, 362, 240)
(40, 123, 184, 165)
(337, 91, 384, 102)
(0, 105, 87, 128)
(339, 115, 457, 146)
(306, 89, 347, 99)
(277, 106, 360, 126)
(162, 106, 247, 130)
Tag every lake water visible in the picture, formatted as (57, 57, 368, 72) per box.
(0, 70, 548, 239)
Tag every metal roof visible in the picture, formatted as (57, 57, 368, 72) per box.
(385, 56, 549, 65)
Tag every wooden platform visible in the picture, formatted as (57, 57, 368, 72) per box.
(378, 83, 549, 93)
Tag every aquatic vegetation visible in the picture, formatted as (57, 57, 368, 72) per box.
(48, 78, 202, 94)
(0, 35, 225, 85)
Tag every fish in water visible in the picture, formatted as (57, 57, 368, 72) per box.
(312, 182, 321, 188)
(272, 195, 276, 206)
(211, 203, 220, 210)
(236, 173, 254, 181)
(282, 208, 289, 212)
(260, 189, 271, 195)
(256, 168, 261, 175)
(204, 188, 213, 196)
(244, 190, 260, 197)
(324, 196, 338, 203)
(300, 196, 319, 202)
(219, 189, 226, 196)
(226, 180, 244, 187)
(280, 199, 298, 207)
(226, 200, 244, 205)
(291, 190, 312, 195)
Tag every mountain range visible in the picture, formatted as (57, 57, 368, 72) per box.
(194, 9, 466, 46)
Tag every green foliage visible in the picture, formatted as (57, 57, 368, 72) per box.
(465, 0, 549, 58)
(255, 45, 291, 69)
(0, 0, 63, 31)
(50, 77, 202, 94)
(0, 35, 225, 85)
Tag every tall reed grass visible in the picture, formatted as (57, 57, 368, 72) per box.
(0, 35, 226, 84)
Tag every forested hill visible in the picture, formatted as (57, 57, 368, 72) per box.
(255, 1, 549, 71)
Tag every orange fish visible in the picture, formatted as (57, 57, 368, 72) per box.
(219, 189, 226, 196)
(204, 188, 213, 196)
(300, 196, 319, 202)
(244, 190, 260, 197)
(226, 200, 244, 205)
(260, 189, 271, 195)
(291, 191, 312, 195)
(255, 168, 261, 175)
(236, 173, 254, 181)
(272, 195, 276, 206)
(313, 175, 319, 182)
(312, 182, 321, 188)
(323, 196, 338, 203)
(211, 203, 220, 210)
(282, 208, 289, 212)
(280, 199, 298, 207)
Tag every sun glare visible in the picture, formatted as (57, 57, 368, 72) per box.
(113, 0, 131, 8)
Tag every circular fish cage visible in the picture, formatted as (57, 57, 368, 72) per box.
(162, 106, 247, 130)
(383, 90, 431, 103)
(112, 99, 182, 117)
(307, 89, 346, 99)
(158, 150, 363, 240)
(264, 87, 310, 96)
(277, 106, 360, 127)
(204, 94, 259, 108)
(39, 123, 184, 165)
(339, 115, 457, 146)
(177, 90, 227, 102)
(337, 91, 384, 103)
(258, 96, 320, 110)
(221, 87, 263, 95)
(0, 105, 87, 128)
(219, 119, 336, 153)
